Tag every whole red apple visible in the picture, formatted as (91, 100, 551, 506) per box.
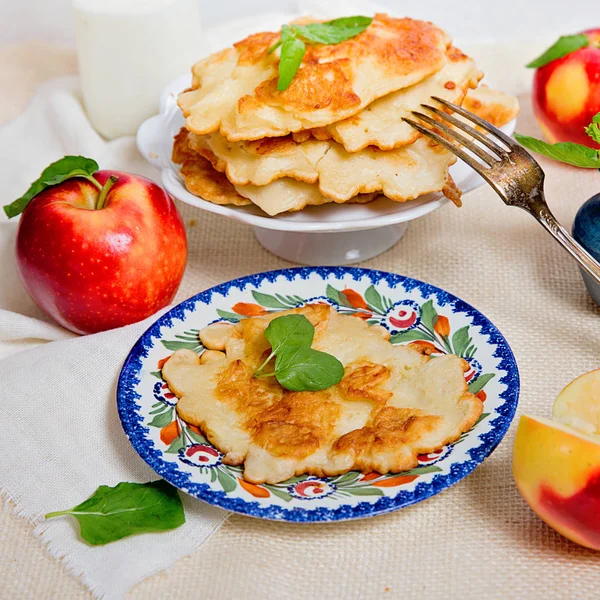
(14, 169, 187, 334)
(532, 29, 600, 148)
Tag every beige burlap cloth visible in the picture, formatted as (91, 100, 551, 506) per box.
(0, 40, 598, 599)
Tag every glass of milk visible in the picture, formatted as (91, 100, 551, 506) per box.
(73, 0, 203, 139)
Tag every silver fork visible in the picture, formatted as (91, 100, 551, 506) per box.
(403, 97, 600, 287)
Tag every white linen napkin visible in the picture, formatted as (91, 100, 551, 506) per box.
(0, 76, 233, 598)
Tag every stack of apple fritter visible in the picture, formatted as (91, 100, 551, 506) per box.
(172, 14, 519, 216)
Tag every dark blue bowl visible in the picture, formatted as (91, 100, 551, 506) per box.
(573, 193, 600, 305)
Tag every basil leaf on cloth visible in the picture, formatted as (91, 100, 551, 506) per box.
(45, 480, 185, 546)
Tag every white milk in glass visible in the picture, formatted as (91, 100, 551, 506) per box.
(73, 0, 203, 139)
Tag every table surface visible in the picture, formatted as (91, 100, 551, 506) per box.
(1, 35, 599, 600)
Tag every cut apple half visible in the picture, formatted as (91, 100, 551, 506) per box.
(513, 383, 600, 551)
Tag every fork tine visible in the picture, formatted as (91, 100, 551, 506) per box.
(431, 96, 517, 148)
(410, 110, 498, 166)
(402, 117, 497, 184)
(420, 103, 510, 159)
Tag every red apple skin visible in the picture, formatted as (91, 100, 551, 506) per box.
(532, 28, 600, 149)
(16, 170, 187, 335)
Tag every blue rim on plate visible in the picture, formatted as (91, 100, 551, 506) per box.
(117, 267, 520, 522)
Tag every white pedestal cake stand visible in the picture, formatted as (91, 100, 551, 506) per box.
(137, 75, 516, 265)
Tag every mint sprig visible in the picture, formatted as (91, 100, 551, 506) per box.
(254, 314, 344, 391)
(274, 345, 345, 392)
(514, 135, 600, 168)
(4, 155, 101, 218)
(292, 16, 374, 44)
(268, 16, 372, 91)
(276, 25, 307, 92)
(46, 481, 185, 546)
(585, 113, 600, 145)
(514, 112, 600, 168)
(526, 34, 589, 68)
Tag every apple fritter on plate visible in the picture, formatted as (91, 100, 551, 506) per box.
(463, 84, 520, 127)
(177, 14, 451, 141)
(172, 14, 519, 217)
(172, 129, 378, 214)
(183, 129, 457, 204)
(295, 46, 482, 152)
(162, 305, 483, 484)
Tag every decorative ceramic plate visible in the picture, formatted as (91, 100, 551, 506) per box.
(117, 267, 519, 522)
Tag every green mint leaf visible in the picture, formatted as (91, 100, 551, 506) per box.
(45, 480, 185, 546)
(254, 314, 315, 377)
(274, 346, 344, 391)
(292, 16, 372, 45)
(526, 34, 589, 68)
(254, 314, 343, 391)
(268, 39, 283, 54)
(277, 34, 306, 91)
(281, 23, 295, 41)
(584, 112, 600, 145)
(514, 133, 600, 168)
(3, 155, 100, 218)
(264, 314, 314, 354)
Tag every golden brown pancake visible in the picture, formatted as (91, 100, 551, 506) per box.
(173, 129, 251, 207)
(295, 46, 482, 152)
(162, 305, 483, 484)
(462, 84, 520, 127)
(172, 129, 378, 214)
(186, 130, 457, 203)
(171, 13, 520, 217)
(177, 15, 451, 141)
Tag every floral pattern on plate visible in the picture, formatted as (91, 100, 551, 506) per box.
(117, 267, 519, 522)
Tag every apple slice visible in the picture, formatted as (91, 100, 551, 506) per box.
(513, 413, 600, 550)
(552, 368, 600, 436)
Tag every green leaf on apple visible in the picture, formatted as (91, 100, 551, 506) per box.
(514, 133, 600, 168)
(4, 155, 100, 218)
(526, 34, 589, 68)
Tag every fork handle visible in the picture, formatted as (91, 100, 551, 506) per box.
(531, 203, 600, 287)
